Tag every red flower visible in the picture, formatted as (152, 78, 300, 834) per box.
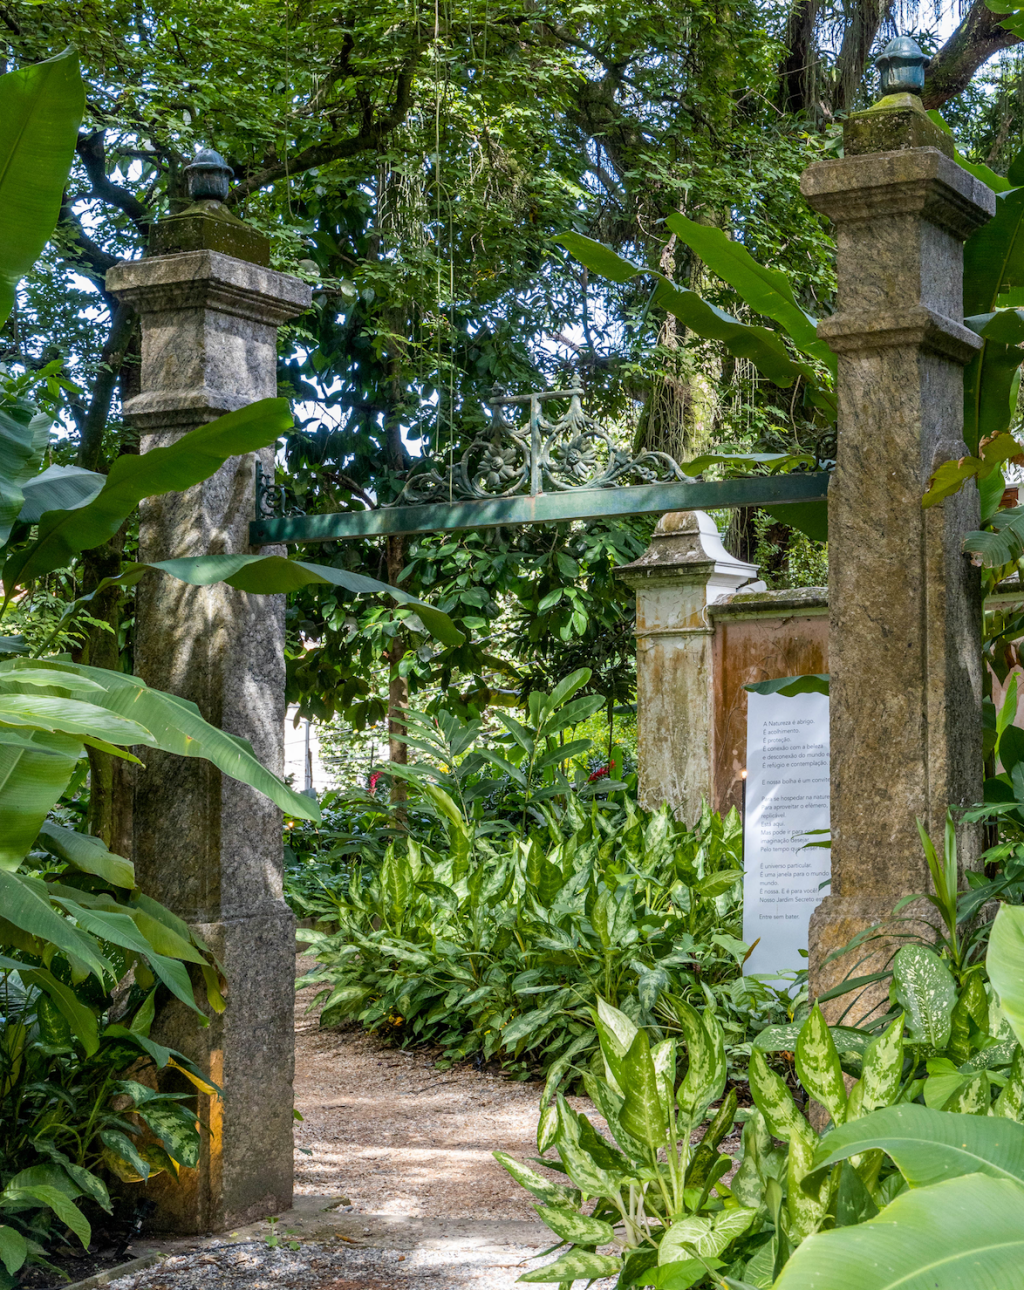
(588, 765, 610, 783)
(368, 771, 381, 794)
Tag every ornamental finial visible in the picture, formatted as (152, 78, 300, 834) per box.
(875, 36, 928, 98)
(184, 147, 234, 203)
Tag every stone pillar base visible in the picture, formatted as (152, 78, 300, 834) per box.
(809, 894, 939, 1026)
(143, 909, 296, 1233)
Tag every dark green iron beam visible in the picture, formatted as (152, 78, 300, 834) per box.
(250, 472, 830, 545)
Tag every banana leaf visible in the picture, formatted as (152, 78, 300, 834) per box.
(0, 50, 85, 326)
(0, 659, 320, 821)
(2, 398, 294, 598)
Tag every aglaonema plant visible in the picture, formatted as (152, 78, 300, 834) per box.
(763, 903, 1024, 1290)
(494, 995, 766, 1287)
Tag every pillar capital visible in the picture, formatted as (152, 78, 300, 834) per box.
(617, 510, 759, 599)
(107, 251, 310, 434)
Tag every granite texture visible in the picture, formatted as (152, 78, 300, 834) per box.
(617, 512, 758, 821)
(843, 94, 955, 158)
(801, 122, 992, 1018)
(149, 201, 271, 266)
(108, 239, 310, 1232)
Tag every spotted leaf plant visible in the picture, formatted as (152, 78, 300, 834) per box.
(495, 995, 764, 1288)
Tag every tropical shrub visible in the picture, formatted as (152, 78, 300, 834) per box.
(297, 795, 791, 1080)
(499, 871, 1024, 1288)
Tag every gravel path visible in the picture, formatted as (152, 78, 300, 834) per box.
(99, 956, 616, 1289)
(104, 1236, 573, 1290)
(291, 955, 570, 1220)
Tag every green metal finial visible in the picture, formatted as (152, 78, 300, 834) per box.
(876, 36, 928, 97)
(184, 147, 234, 202)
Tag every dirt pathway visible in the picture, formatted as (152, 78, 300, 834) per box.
(103, 957, 616, 1290)
(291, 955, 558, 1221)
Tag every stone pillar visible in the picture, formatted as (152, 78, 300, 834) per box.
(617, 512, 759, 821)
(800, 75, 994, 1007)
(106, 161, 310, 1232)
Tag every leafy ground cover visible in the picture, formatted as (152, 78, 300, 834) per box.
(288, 672, 793, 1083)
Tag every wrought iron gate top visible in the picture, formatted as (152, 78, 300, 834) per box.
(391, 383, 687, 506)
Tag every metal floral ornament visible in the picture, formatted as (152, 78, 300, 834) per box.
(392, 384, 688, 505)
(875, 36, 928, 97)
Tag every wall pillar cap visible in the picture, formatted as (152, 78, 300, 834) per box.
(106, 249, 311, 325)
(616, 510, 761, 602)
(801, 148, 995, 237)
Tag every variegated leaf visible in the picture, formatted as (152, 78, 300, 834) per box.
(659, 1207, 758, 1262)
(994, 1046, 1024, 1120)
(492, 1152, 579, 1209)
(537, 1100, 558, 1155)
(557, 1138, 624, 1195)
(795, 1006, 847, 1126)
(848, 1014, 904, 1121)
(621, 1029, 668, 1153)
(749, 1051, 814, 1147)
(517, 1249, 621, 1282)
(892, 944, 957, 1050)
(534, 1204, 615, 1247)
(787, 1128, 832, 1244)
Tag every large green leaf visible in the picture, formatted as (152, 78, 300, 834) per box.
(772, 1174, 1024, 1290)
(0, 407, 51, 546)
(17, 464, 105, 522)
(988, 905, 1024, 1048)
(36, 822, 135, 888)
(745, 674, 829, 697)
(1, 409, 55, 563)
(964, 186, 1024, 317)
(0, 871, 110, 980)
(652, 280, 820, 391)
(20, 966, 100, 1055)
(51, 552, 464, 649)
(0, 1226, 27, 1276)
(1, 1182, 89, 1249)
(557, 232, 824, 392)
(0, 659, 320, 822)
(664, 212, 833, 372)
(810, 1103, 1024, 1187)
(0, 731, 78, 868)
(962, 309, 1024, 455)
(2, 398, 294, 597)
(54, 898, 198, 1013)
(0, 50, 85, 327)
(0, 693, 155, 745)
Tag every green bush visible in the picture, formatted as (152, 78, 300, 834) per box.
(297, 796, 791, 1079)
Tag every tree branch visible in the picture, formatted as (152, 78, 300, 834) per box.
(77, 302, 137, 472)
(923, 0, 1022, 107)
(227, 43, 426, 204)
(76, 132, 153, 235)
(57, 202, 122, 299)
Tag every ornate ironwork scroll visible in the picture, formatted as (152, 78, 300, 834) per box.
(389, 384, 688, 507)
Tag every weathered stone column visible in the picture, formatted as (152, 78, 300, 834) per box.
(800, 46, 994, 1008)
(617, 511, 759, 821)
(106, 152, 311, 1232)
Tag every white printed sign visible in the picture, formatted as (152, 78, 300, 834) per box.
(742, 689, 830, 978)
